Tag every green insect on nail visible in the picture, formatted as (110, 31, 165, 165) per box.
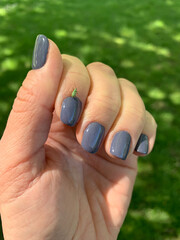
(72, 88, 77, 97)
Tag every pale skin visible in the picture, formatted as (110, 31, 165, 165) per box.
(0, 39, 157, 240)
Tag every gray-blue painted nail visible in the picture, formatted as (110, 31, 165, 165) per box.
(81, 122, 105, 153)
(32, 34, 49, 69)
(135, 134, 149, 154)
(110, 131, 131, 160)
(60, 96, 82, 126)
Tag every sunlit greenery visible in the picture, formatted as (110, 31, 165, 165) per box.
(0, 0, 180, 239)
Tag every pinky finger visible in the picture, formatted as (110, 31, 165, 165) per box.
(134, 110, 157, 156)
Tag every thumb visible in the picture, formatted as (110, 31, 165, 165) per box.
(0, 34, 63, 171)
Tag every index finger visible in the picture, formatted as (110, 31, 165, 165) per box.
(55, 54, 90, 126)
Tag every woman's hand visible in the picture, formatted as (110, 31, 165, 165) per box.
(0, 35, 157, 240)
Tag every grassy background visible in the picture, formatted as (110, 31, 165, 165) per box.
(0, 0, 180, 239)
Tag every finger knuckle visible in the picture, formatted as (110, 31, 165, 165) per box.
(92, 95, 120, 116)
(17, 84, 36, 104)
(146, 111, 158, 129)
(62, 54, 80, 63)
(12, 81, 38, 114)
(105, 96, 121, 114)
(125, 102, 146, 125)
(63, 54, 86, 72)
(87, 62, 115, 75)
(119, 78, 138, 92)
(67, 70, 88, 82)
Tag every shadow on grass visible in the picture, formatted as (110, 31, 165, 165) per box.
(0, 0, 180, 239)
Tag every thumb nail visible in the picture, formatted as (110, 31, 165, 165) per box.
(32, 34, 49, 69)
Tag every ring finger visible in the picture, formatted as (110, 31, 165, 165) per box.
(104, 78, 146, 165)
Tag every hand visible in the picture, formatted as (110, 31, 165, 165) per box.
(0, 35, 157, 240)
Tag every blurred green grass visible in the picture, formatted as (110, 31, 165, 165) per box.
(0, 0, 180, 239)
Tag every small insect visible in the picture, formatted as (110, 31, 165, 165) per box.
(71, 88, 78, 97)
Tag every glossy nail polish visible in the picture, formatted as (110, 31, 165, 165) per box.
(32, 34, 49, 69)
(60, 96, 82, 126)
(81, 122, 105, 153)
(110, 131, 131, 160)
(135, 134, 149, 154)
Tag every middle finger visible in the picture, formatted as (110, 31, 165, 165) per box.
(76, 62, 121, 153)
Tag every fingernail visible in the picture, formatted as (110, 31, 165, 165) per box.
(60, 96, 82, 126)
(32, 34, 49, 69)
(81, 122, 105, 153)
(135, 134, 149, 154)
(110, 131, 131, 160)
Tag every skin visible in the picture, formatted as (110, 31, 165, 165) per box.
(0, 39, 157, 240)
